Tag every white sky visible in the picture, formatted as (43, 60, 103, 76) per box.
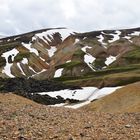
(0, 0, 140, 35)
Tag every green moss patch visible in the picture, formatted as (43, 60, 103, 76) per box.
(56, 61, 83, 69)
(123, 49, 140, 59)
(0, 57, 6, 67)
(14, 52, 31, 62)
(0, 42, 20, 54)
(93, 58, 106, 70)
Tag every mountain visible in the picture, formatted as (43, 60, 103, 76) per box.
(1, 27, 140, 88)
(0, 27, 140, 108)
(0, 27, 139, 140)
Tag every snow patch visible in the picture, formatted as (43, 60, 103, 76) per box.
(54, 68, 64, 78)
(88, 87, 121, 101)
(17, 63, 25, 75)
(29, 66, 36, 73)
(22, 58, 28, 64)
(14, 37, 20, 41)
(123, 36, 131, 40)
(39, 87, 97, 101)
(1, 48, 19, 77)
(49, 103, 66, 107)
(105, 56, 116, 66)
(36, 28, 74, 44)
(130, 31, 140, 36)
(47, 46, 57, 57)
(97, 34, 107, 46)
(108, 31, 121, 43)
(22, 42, 39, 56)
(39, 86, 122, 109)
(81, 46, 92, 53)
(84, 54, 95, 70)
(123, 36, 133, 43)
(39, 57, 46, 62)
(74, 39, 79, 44)
(81, 46, 95, 70)
(66, 60, 71, 63)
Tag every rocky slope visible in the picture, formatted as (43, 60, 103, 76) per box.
(1, 27, 140, 88)
(0, 93, 139, 140)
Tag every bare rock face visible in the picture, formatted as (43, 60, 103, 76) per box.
(0, 27, 140, 87)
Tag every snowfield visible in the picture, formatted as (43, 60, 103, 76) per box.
(1, 48, 19, 77)
(38, 86, 122, 109)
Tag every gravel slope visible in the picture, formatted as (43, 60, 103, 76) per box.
(0, 93, 139, 140)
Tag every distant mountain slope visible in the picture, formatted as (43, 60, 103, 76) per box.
(82, 82, 140, 112)
(1, 27, 140, 87)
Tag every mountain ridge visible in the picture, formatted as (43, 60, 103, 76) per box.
(1, 27, 140, 89)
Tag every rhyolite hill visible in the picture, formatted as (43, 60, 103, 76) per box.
(0, 27, 140, 88)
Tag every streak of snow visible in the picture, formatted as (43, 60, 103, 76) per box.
(49, 103, 66, 107)
(31, 69, 46, 77)
(47, 46, 57, 57)
(74, 39, 79, 44)
(81, 46, 92, 53)
(130, 31, 140, 36)
(29, 66, 36, 73)
(108, 31, 121, 43)
(14, 37, 20, 40)
(17, 63, 25, 75)
(39, 57, 46, 62)
(54, 68, 64, 78)
(123, 36, 133, 43)
(123, 36, 131, 40)
(66, 60, 71, 63)
(105, 56, 116, 66)
(84, 54, 95, 70)
(65, 101, 90, 109)
(22, 58, 28, 64)
(97, 34, 107, 46)
(22, 42, 39, 56)
(81, 46, 95, 71)
(1, 48, 19, 77)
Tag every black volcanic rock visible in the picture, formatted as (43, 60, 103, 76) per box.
(0, 77, 81, 105)
(0, 77, 81, 93)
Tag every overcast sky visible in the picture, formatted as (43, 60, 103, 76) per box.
(0, 0, 140, 35)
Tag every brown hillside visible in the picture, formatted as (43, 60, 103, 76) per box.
(82, 82, 140, 113)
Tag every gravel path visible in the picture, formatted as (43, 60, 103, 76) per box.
(0, 94, 140, 140)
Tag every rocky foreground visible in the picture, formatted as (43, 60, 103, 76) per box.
(0, 93, 139, 140)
